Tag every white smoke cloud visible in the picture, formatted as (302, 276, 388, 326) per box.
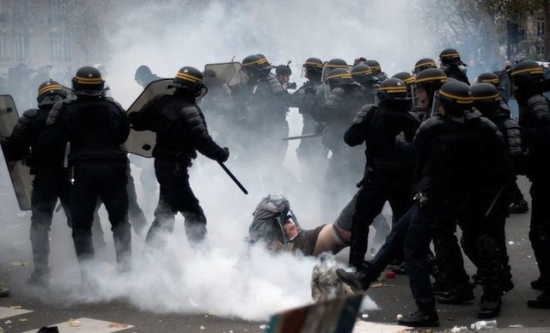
(1, 0, 440, 323)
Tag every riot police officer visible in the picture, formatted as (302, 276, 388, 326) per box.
(311, 68, 367, 220)
(413, 58, 438, 75)
(2, 80, 70, 286)
(344, 78, 419, 270)
(439, 48, 470, 84)
(129, 66, 229, 251)
(350, 64, 378, 104)
(366, 59, 388, 82)
(412, 68, 448, 122)
(511, 60, 550, 309)
(43, 66, 132, 277)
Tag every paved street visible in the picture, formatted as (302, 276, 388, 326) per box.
(1, 172, 549, 332)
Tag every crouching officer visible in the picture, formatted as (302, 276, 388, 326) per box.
(129, 67, 229, 251)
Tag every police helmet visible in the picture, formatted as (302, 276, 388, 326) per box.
(72, 66, 104, 93)
(439, 48, 463, 66)
(242, 54, 270, 77)
(414, 58, 438, 75)
(171, 66, 207, 97)
(350, 64, 374, 84)
(366, 59, 382, 74)
(325, 68, 353, 87)
(325, 58, 348, 69)
(438, 81, 473, 116)
(510, 60, 545, 86)
(476, 72, 500, 87)
(471, 83, 500, 116)
(303, 57, 323, 74)
(376, 78, 408, 105)
(276, 65, 292, 77)
(36, 80, 67, 105)
(135, 65, 152, 81)
(415, 68, 447, 93)
(392, 72, 415, 87)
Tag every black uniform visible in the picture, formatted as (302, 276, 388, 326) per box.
(311, 77, 367, 220)
(129, 87, 229, 249)
(344, 101, 419, 270)
(2, 86, 70, 285)
(42, 67, 131, 276)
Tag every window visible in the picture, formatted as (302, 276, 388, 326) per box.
(13, 35, 27, 61)
(537, 20, 545, 38)
(0, 32, 10, 61)
(48, 0, 67, 25)
(49, 34, 72, 62)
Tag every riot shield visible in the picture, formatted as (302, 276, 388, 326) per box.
(0, 95, 34, 210)
(204, 62, 244, 91)
(123, 78, 173, 158)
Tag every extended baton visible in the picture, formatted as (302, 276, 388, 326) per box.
(218, 161, 248, 195)
(282, 133, 320, 141)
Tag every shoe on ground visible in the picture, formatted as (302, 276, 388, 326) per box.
(336, 268, 371, 292)
(28, 272, 50, 287)
(478, 294, 502, 319)
(508, 200, 528, 214)
(531, 277, 550, 291)
(527, 291, 550, 309)
(437, 285, 475, 304)
(0, 286, 10, 297)
(397, 308, 439, 327)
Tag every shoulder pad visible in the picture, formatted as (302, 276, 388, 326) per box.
(22, 108, 39, 118)
(527, 94, 549, 107)
(181, 105, 200, 116)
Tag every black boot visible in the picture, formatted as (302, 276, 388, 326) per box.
(527, 291, 550, 309)
(436, 283, 475, 304)
(478, 292, 502, 318)
(336, 268, 376, 292)
(397, 308, 439, 327)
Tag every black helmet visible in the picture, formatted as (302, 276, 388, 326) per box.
(242, 54, 270, 78)
(72, 66, 104, 93)
(376, 78, 408, 105)
(275, 65, 292, 76)
(510, 60, 544, 86)
(325, 58, 348, 69)
(171, 66, 207, 97)
(439, 48, 463, 66)
(325, 68, 353, 87)
(414, 58, 438, 74)
(36, 80, 66, 106)
(366, 59, 382, 74)
(438, 81, 473, 116)
(135, 65, 152, 81)
(471, 83, 500, 116)
(392, 72, 415, 88)
(415, 68, 447, 92)
(476, 72, 500, 87)
(303, 57, 323, 74)
(350, 64, 374, 84)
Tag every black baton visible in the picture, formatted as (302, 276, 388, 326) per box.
(218, 161, 248, 195)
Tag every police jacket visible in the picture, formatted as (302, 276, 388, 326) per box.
(244, 72, 287, 126)
(129, 90, 228, 164)
(518, 94, 550, 177)
(289, 78, 322, 115)
(44, 94, 129, 164)
(413, 109, 510, 199)
(481, 104, 522, 167)
(312, 84, 367, 152)
(344, 102, 419, 175)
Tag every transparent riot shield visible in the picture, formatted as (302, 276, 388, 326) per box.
(0, 95, 34, 210)
(123, 78, 173, 158)
(429, 90, 442, 118)
(204, 62, 244, 92)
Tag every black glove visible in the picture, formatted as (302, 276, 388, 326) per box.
(218, 147, 230, 163)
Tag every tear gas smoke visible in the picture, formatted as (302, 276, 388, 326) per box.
(0, 0, 458, 322)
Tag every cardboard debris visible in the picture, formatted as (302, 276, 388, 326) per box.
(68, 318, 80, 327)
(108, 322, 129, 328)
